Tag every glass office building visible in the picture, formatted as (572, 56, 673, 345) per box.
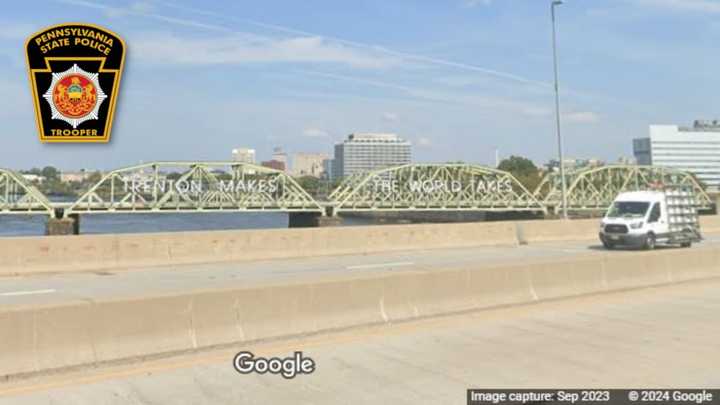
(633, 121, 720, 189)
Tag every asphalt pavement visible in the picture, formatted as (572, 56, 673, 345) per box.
(2, 236, 719, 308)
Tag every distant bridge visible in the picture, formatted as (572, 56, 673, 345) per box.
(65, 162, 323, 215)
(328, 163, 544, 214)
(0, 168, 53, 215)
(533, 165, 713, 213)
(0, 163, 714, 224)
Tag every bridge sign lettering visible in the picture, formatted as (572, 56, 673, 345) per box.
(122, 178, 280, 195)
(371, 178, 513, 195)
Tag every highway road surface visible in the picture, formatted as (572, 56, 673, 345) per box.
(1, 236, 720, 308)
(1, 278, 718, 404)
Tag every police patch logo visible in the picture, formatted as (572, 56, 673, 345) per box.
(25, 23, 125, 143)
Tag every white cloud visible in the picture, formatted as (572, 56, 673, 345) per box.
(564, 111, 600, 124)
(631, 0, 720, 13)
(302, 128, 329, 137)
(103, 1, 156, 18)
(299, 70, 566, 120)
(417, 137, 432, 147)
(521, 106, 552, 118)
(60, 0, 397, 68)
(382, 112, 398, 122)
(463, 0, 493, 7)
(89, 0, 552, 88)
(130, 32, 398, 68)
(511, 108, 599, 123)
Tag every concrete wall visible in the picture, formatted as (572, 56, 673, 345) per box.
(2, 245, 719, 379)
(0, 221, 520, 275)
(1, 217, 718, 276)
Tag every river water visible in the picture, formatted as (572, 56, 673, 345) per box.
(0, 213, 375, 237)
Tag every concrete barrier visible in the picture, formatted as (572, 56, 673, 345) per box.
(1, 246, 719, 379)
(700, 216, 720, 233)
(0, 221, 519, 276)
(3, 216, 720, 276)
(516, 218, 599, 243)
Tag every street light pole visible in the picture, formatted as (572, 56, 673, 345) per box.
(551, 0, 568, 219)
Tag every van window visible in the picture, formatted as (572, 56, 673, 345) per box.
(648, 203, 661, 223)
(606, 201, 649, 218)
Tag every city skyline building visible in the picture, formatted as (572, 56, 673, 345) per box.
(633, 120, 720, 189)
(545, 157, 605, 172)
(332, 133, 412, 179)
(231, 148, 256, 164)
(322, 159, 334, 181)
(292, 153, 329, 177)
(60, 169, 93, 183)
(271, 147, 288, 171)
(261, 159, 286, 172)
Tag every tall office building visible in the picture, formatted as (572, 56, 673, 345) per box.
(332, 133, 412, 179)
(271, 147, 288, 171)
(292, 153, 329, 177)
(231, 148, 256, 164)
(633, 120, 720, 189)
(261, 160, 286, 171)
(322, 159, 334, 180)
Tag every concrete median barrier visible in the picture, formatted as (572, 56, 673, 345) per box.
(0, 221, 519, 276)
(516, 218, 599, 244)
(4, 216, 720, 277)
(700, 216, 720, 233)
(2, 246, 719, 379)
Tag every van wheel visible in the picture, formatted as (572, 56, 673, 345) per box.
(602, 239, 614, 249)
(644, 233, 656, 250)
(680, 241, 691, 248)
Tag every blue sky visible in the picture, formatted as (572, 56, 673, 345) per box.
(1, 0, 719, 170)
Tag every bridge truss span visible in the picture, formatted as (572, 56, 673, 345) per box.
(330, 164, 546, 214)
(534, 165, 714, 212)
(65, 161, 323, 216)
(0, 168, 54, 215)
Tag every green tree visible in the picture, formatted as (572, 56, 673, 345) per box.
(295, 176, 322, 197)
(498, 155, 542, 191)
(166, 172, 182, 181)
(41, 166, 59, 181)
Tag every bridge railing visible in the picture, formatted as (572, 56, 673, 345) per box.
(0, 168, 54, 215)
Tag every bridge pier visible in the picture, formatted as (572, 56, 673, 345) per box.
(288, 212, 343, 228)
(46, 213, 80, 236)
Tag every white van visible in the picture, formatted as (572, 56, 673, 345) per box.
(599, 189, 702, 249)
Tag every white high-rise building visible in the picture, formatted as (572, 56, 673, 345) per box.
(231, 148, 256, 164)
(332, 133, 412, 179)
(633, 120, 720, 189)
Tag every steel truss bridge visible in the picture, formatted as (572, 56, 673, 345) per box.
(0, 168, 54, 215)
(0, 162, 713, 219)
(328, 164, 543, 214)
(66, 162, 322, 215)
(533, 165, 713, 213)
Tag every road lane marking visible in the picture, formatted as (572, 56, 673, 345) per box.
(346, 261, 414, 270)
(0, 289, 56, 297)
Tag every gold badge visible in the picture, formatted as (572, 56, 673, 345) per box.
(25, 23, 126, 143)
